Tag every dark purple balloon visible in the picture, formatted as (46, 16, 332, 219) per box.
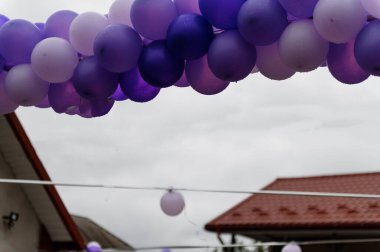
(0, 19, 44, 65)
(138, 40, 184, 88)
(167, 14, 214, 60)
(72, 56, 119, 100)
(48, 81, 81, 113)
(328, 40, 369, 84)
(208, 30, 257, 82)
(45, 10, 78, 40)
(91, 98, 115, 117)
(0, 54, 4, 73)
(199, 0, 246, 30)
(94, 24, 143, 73)
(279, 0, 318, 18)
(238, 0, 288, 46)
(355, 20, 380, 76)
(111, 85, 129, 101)
(35, 95, 50, 108)
(120, 66, 160, 102)
(0, 15, 9, 27)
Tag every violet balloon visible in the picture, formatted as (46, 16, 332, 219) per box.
(48, 81, 81, 113)
(138, 40, 184, 88)
(166, 14, 214, 60)
(35, 23, 45, 33)
(0, 19, 43, 65)
(279, 0, 318, 18)
(0, 72, 18, 114)
(208, 30, 257, 82)
(45, 10, 78, 41)
(174, 0, 201, 14)
(199, 0, 246, 30)
(111, 85, 129, 101)
(120, 66, 160, 102)
(175, 72, 190, 87)
(131, 0, 178, 40)
(328, 40, 369, 84)
(86, 241, 102, 252)
(186, 55, 229, 95)
(0, 15, 9, 27)
(91, 98, 115, 117)
(94, 24, 143, 73)
(355, 20, 380, 76)
(72, 56, 119, 100)
(238, 0, 288, 46)
(0, 54, 4, 73)
(35, 95, 50, 109)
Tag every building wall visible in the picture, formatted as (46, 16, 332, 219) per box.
(0, 155, 41, 252)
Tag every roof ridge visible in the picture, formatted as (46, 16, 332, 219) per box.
(274, 171, 380, 182)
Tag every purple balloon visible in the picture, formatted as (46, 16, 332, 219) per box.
(0, 15, 9, 27)
(199, 0, 246, 30)
(208, 30, 257, 82)
(328, 40, 369, 84)
(0, 72, 18, 114)
(45, 10, 78, 40)
(138, 40, 184, 88)
(94, 24, 143, 73)
(175, 72, 190, 87)
(35, 23, 45, 33)
(0, 54, 4, 73)
(238, 0, 288, 46)
(72, 57, 119, 100)
(0, 19, 44, 65)
(279, 0, 318, 18)
(48, 81, 81, 113)
(174, 0, 201, 14)
(35, 95, 50, 108)
(120, 66, 160, 102)
(186, 55, 229, 95)
(167, 14, 214, 60)
(111, 85, 129, 101)
(91, 98, 115, 117)
(355, 20, 380, 76)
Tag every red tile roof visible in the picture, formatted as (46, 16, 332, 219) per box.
(205, 172, 380, 232)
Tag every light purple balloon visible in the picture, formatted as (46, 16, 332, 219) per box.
(131, 0, 178, 40)
(173, 0, 201, 15)
(313, 0, 367, 44)
(45, 10, 78, 40)
(108, 0, 133, 26)
(0, 19, 44, 65)
(175, 72, 190, 87)
(279, 20, 329, 72)
(48, 81, 81, 113)
(186, 55, 229, 95)
(256, 42, 295, 80)
(35, 95, 50, 109)
(0, 72, 18, 114)
(361, 0, 380, 19)
(5, 64, 49, 106)
(282, 243, 302, 252)
(279, 0, 318, 18)
(160, 190, 185, 216)
(86, 241, 102, 252)
(328, 39, 369, 84)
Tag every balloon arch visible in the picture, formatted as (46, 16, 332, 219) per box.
(0, 0, 379, 118)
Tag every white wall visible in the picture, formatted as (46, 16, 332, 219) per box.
(0, 155, 41, 252)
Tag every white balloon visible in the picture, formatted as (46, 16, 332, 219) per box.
(313, 0, 367, 43)
(160, 190, 185, 216)
(256, 42, 295, 80)
(5, 64, 49, 107)
(31, 38, 78, 83)
(361, 0, 380, 18)
(0, 72, 18, 114)
(69, 12, 109, 56)
(279, 19, 329, 72)
(282, 243, 302, 252)
(108, 0, 133, 26)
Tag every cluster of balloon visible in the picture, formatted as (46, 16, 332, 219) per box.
(281, 242, 302, 252)
(160, 190, 185, 216)
(0, 0, 379, 118)
(86, 241, 102, 252)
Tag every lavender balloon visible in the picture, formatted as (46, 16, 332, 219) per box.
(138, 40, 184, 88)
(160, 190, 185, 216)
(131, 0, 178, 40)
(111, 85, 129, 101)
(282, 243, 302, 252)
(355, 20, 380, 76)
(279, 20, 329, 72)
(35, 95, 50, 109)
(120, 67, 160, 102)
(328, 40, 369, 84)
(86, 241, 102, 252)
(208, 30, 257, 82)
(256, 42, 295, 80)
(279, 0, 318, 18)
(0, 15, 9, 27)
(166, 14, 214, 60)
(0, 72, 18, 114)
(72, 57, 118, 100)
(361, 0, 380, 19)
(31, 38, 79, 83)
(45, 10, 78, 40)
(94, 24, 143, 73)
(5, 64, 49, 106)
(174, 0, 201, 14)
(313, 0, 367, 44)
(186, 55, 229, 95)
(91, 98, 115, 117)
(199, 0, 246, 30)
(0, 19, 43, 65)
(48, 81, 81, 113)
(108, 0, 133, 26)
(238, 0, 288, 46)
(175, 72, 190, 87)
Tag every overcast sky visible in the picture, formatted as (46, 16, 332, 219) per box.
(3, 0, 380, 250)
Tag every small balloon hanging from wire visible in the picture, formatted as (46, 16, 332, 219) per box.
(282, 242, 302, 252)
(86, 241, 102, 252)
(160, 189, 186, 217)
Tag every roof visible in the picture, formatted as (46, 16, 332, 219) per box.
(72, 215, 134, 250)
(205, 172, 380, 236)
(0, 113, 85, 250)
